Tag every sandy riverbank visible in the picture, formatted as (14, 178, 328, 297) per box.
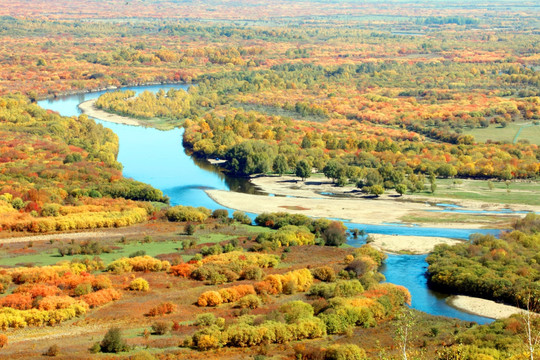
(448, 295, 527, 319)
(207, 189, 433, 226)
(369, 234, 461, 254)
(79, 99, 142, 126)
(250, 175, 540, 213)
(206, 187, 511, 229)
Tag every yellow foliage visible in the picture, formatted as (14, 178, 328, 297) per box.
(107, 256, 170, 274)
(257, 268, 314, 295)
(202, 251, 279, 269)
(128, 278, 149, 292)
(197, 291, 223, 307)
(0, 302, 87, 329)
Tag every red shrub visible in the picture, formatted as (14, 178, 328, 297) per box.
(13, 284, 61, 298)
(146, 302, 177, 317)
(0, 293, 33, 310)
(169, 264, 193, 278)
(0, 334, 7, 348)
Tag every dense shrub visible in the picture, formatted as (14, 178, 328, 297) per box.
(345, 257, 377, 277)
(232, 211, 251, 225)
(353, 245, 387, 266)
(311, 266, 336, 282)
(321, 221, 347, 246)
(318, 298, 375, 334)
(202, 251, 279, 269)
(212, 209, 229, 219)
(106, 256, 170, 274)
(427, 221, 540, 311)
(128, 278, 149, 292)
(146, 302, 177, 317)
(165, 205, 210, 222)
(74, 282, 93, 296)
(99, 327, 128, 353)
(218, 285, 256, 304)
(80, 288, 122, 308)
(151, 321, 172, 335)
(197, 291, 223, 307)
(271, 225, 316, 246)
(307, 280, 364, 299)
(91, 275, 112, 290)
(240, 266, 263, 280)
(44, 344, 60, 357)
(0, 293, 33, 310)
(37, 296, 76, 311)
(279, 301, 314, 324)
(325, 344, 367, 360)
(0, 302, 88, 329)
(0, 334, 7, 348)
(255, 268, 313, 296)
(195, 313, 217, 327)
(235, 294, 261, 309)
(0, 274, 12, 294)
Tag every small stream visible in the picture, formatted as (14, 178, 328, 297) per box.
(39, 85, 506, 324)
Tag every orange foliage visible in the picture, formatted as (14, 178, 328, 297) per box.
(37, 296, 76, 311)
(169, 264, 193, 278)
(0, 293, 33, 310)
(12, 284, 61, 298)
(80, 288, 122, 308)
(218, 285, 256, 303)
(146, 302, 177, 317)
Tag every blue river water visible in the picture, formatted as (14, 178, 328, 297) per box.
(38, 85, 497, 324)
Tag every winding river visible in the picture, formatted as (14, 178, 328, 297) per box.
(38, 84, 497, 324)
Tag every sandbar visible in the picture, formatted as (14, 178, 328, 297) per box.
(368, 234, 461, 254)
(79, 99, 142, 126)
(448, 295, 527, 319)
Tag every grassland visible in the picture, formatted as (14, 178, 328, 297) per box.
(464, 122, 540, 145)
(416, 178, 540, 206)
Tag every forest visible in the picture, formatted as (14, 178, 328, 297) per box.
(0, 0, 538, 359)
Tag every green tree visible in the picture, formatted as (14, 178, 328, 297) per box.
(395, 184, 407, 196)
(273, 154, 288, 176)
(323, 160, 343, 183)
(322, 221, 347, 246)
(99, 327, 128, 353)
(436, 164, 457, 178)
(295, 160, 311, 181)
(368, 185, 384, 197)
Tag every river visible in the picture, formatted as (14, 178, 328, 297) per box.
(38, 84, 496, 324)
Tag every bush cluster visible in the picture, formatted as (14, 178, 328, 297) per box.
(254, 268, 313, 295)
(106, 256, 170, 274)
(165, 205, 211, 222)
(146, 302, 177, 317)
(128, 278, 149, 292)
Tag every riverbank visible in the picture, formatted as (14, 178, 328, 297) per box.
(448, 295, 527, 319)
(369, 234, 462, 254)
(250, 175, 540, 213)
(206, 188, 513, 230)
(79, 99, 143, 126)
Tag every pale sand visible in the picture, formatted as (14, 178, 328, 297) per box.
(251, 175, 540, 214)
(207, 189, 441, 226)
(448, 295, 527, 319)
(79, 99, 142, 126)
(369, 234, 461, 254)
(207, 189, 505, 229)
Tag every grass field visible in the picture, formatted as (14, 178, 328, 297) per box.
(464, 122, 540, 145)
(0, 223, 272, 267)
(415, 178, 540, 206)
